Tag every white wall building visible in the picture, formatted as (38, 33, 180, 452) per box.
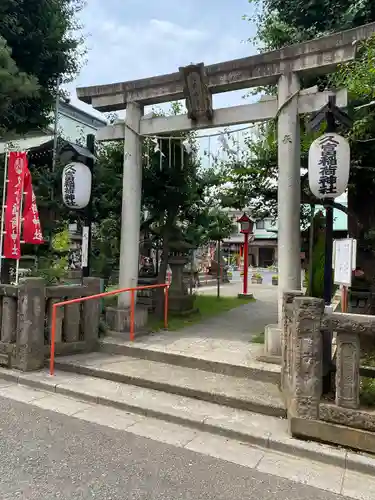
(0, 100, 107, 154)
(223, 202, 348, 268)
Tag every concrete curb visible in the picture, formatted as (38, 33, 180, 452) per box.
(1, 370, 375, 476)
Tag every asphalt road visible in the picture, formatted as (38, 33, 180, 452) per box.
(0, 396, 352, 500)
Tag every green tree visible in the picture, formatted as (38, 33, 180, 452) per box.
(333, 36, 375, 273)
(0, 0, 84, 135)
(88, 132, 229, 290)
(245, 0, 375, 51)
(185, 207, 234, 248)
(218, 123, 314, 223)
(0, 37, 38, 136)
(235, 0, 375, 277)
(142, 135, 207, 284)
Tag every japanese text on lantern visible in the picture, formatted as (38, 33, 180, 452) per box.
(63, 166, 77, 207)
(318, 135, 339, 196)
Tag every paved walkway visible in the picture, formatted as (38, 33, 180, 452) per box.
(196, 282, 278, 340)
(105, 282, 278, 371)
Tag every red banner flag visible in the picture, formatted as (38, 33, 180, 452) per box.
(3, 152, 27, 259)
(23, 168, 43, 245)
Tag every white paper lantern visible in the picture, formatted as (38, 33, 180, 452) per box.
(62, 162, 92, 209)
(308, 133, 350, 199)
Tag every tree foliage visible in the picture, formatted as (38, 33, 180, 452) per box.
(0, 0, 84, 135)
(228, 0, 375, 276)
(333, 36, 375, 266)
(219, 122, 317, 224)
(0, 37, 38, 136)
(245, 0, 375, 51)
(84, 129, 231, 283)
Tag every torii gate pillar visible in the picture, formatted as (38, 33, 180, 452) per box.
(277, 73, 301, 321)
(118, 102, 143, 308)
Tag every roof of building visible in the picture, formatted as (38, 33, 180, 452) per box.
(58, 100, 107, 128)
(27, 138, 96, 163)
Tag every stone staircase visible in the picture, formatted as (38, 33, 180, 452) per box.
(54, 351, 285, 419)
(40, 339, 287, 450)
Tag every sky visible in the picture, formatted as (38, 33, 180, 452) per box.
(67, 0, 259, 161)
(70, 0, 257, 114)
(68, 1, 348, 203)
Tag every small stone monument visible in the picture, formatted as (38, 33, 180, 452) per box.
(167, 239, 196, 314)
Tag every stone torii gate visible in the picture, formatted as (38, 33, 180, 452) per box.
(77, 23, 375, 316)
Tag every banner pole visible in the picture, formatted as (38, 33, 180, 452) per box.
(15, 164, 26, 286)
(0, 150, 9, 283)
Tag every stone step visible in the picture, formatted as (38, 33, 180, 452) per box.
(99, 337, 281, 384)
(54, 352, 286, 418)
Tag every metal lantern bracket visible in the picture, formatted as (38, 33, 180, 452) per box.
(307, 93, 353, 396)
(307, 95, 353, 132)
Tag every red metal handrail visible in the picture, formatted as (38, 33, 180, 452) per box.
(49, 283, 169, 376)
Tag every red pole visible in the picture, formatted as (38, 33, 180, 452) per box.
(243, 232, 249, 295)
(130, 289, 135, 341)
(164, 285, 169, 329)
(49, 304, 57, 376)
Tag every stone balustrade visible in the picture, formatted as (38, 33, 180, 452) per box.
(283, 291, 375, 440)
(331, 312, 375, 410)
(0, 277, 101, 371)
(282, 294, 325, 420)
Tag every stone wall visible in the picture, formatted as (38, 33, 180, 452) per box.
(0, 277, 101, 371)
(283, 292, 375, 450)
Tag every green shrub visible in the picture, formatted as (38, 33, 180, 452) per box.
(35, 228, 71, 285)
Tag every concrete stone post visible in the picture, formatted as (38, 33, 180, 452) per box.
(289, 296, 324, 421)
(1, 296, 17, 343)
(118, 102, 143, 309)
(336, 331, 360, 410)
(82, 277, 101, 347)
(277, 73, 301, 324)
(16, 278, 46, 371)
(281, 290, 303, 395)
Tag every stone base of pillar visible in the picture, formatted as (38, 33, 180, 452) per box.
(168, 294, 196, 314)
(105, 306, 148, 336)
(238, 293, 254, 299)
(264, 323, 282, 357)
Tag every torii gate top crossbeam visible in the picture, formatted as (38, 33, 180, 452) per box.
(77, 22, 375, 112)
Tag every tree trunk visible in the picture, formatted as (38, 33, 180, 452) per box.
(155, 230, 170, 319)
(348, 187, 375, 282)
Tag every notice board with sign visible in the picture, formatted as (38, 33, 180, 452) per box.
(333, 238, 357, 286)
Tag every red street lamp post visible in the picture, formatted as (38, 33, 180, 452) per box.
(237, 212, 254, 296)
